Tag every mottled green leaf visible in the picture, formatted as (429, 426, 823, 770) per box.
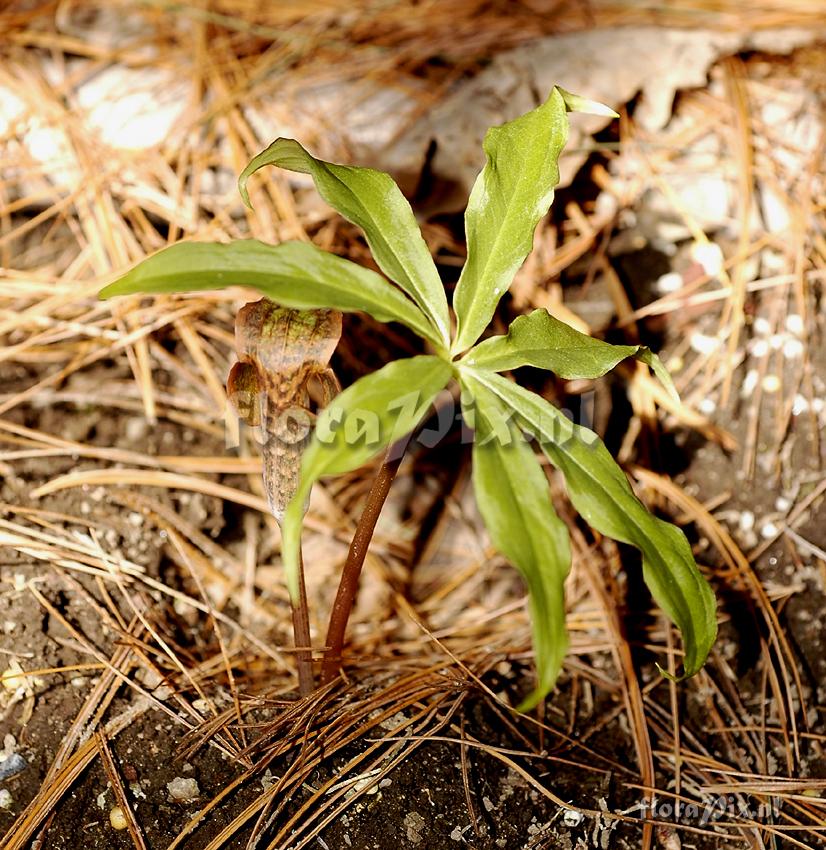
(461, 373, 571, 710)
(281, 355, 452, 599)
(239, 139, 450, 348)
(451, 88, 569, 354)
(463, 309, 678, 399)
(99, 239, 441, 347)
(464, 367, 716, 678)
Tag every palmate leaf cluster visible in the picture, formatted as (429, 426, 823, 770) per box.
(101, 87, 716, 709)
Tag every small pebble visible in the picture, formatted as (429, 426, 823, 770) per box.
(761, 522, 779, 539)
(775, 497, 791, 513)
(0, 789, 12, 810)
(698, 398, 716, 416)
(656, 272, 683, 294)
(750, 339, 768, 358)
(783, 338, 804, 359)
(739, 511, 755, 532)
(0, 753, 27, 782)
(109, 806, 128, 830)
(690, 333, 719, 355)
(742, 369, 759, 397)
(785, 314, 804, 336)
(691, 241, 724, 276)
(762, 375, 780, 393)
(752, 316, 772, 336)
(167, 777, 200, 802)
(563, 810, 584, 827)
(792, 394, 809, 415)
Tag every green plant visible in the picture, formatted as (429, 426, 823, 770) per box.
(100, 86, 716, 708)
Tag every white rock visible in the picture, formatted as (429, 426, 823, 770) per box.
(166, 777, 200, 802)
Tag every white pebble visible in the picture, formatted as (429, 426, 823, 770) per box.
(792, 394, 809, 415)
(783, 338, 804, 359)
(762, 375, 780, 393)
(109, 806, 128, 830)
(742, 369, 759, 397)
(769, 334, 784, 351)
(563, 810, 584, 827)
(775, 497, 791, 512)
(739, 511, 755, 532)
(691, 241, 724, 276)
(698, 398, 716, 415)
(812, 398, 825, 414)
(656, 272, 683, 294)
(752, 316, 772, 336)
(785, 314, 804, 336)
(167, 777, 200, 802)
(0, 789, 11, 810)
(690, 333, 719, 355)
(749, 339, 768, 358)
(761, 522, 779, 539)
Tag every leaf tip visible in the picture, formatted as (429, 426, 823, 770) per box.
(237, 173, 254, 210)
(557, 87, 619, 118)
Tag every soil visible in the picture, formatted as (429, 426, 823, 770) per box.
(2, 37, 825, 850)
(3, 282, 824, 850)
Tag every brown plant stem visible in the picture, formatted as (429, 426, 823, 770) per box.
(321, 452, 402, 684)
(291, 547, 314, 696)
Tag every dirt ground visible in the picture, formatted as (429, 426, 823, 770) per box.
(2, 4, 826, 850)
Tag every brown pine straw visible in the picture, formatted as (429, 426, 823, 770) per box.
(2, 2, 825, 848)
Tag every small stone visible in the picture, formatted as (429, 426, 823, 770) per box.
(109, 806, 128, 830)
(0, 789, 12, 810)
(792, 394, 809, 415)
(742, 369, 759, 397)
(752, 316, 771, 336)
(762, 375, 780, 393)
(655, 272, 683, 294)
(785, 314, 804, 336)
(750, 339, 769, 358)
(783, 338, 804, 359)
(689, 333, 719, 355)
(761, 522, 779, 539)
(167, 777, 200, 802)
(563, 809, 584, 827)
(739, 511, 755, 532)
(775, 497, 791, 513)
(404, 812, 426, 845)
(691, 241, 724, 276)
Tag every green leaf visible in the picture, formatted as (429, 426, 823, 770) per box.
(239, 139, 450, 348)
(463, 368, 717, 678)
(451, 87, 569, 355)
(461, 373, 571, 710)
(281, 355, 453, 600)
(558, 88, 619, 118)
(462, 309, 679, 399)
(99, 239, 442, 347)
